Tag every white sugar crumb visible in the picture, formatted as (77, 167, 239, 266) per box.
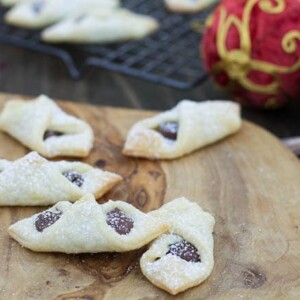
(144, 255, 201, 289)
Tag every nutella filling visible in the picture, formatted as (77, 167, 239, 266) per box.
(35, 210, 62, 232)
(106, 208, 134, 235)
(62, 171, 84, 187)
(167, 240, 201, 263)
(156, 121, 178, 140)
(43, 130, 63, 140)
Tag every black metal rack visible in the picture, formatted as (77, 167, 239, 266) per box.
(0, 0, 213, 89)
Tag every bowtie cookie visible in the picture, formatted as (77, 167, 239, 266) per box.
(42, 8, 159, 44)
(5, 0, 119, 28)
(0, 152, 122, 206)
(164, 0, 218, 13)
(8, 194, 169, 253)
(0, 95, 94, 158)
(140, 197, 215, 295)
(123, 100, 241, 160)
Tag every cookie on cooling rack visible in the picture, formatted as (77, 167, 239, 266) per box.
(42, 8, 159, 44)
(4, 0, 120, 28)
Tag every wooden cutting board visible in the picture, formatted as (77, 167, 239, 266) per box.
(0, 93, 300, 300)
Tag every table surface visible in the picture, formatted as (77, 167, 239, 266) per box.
(0, 43, 300, 139)
(1, 44, 300, 299)
(1, 95, 300, 300)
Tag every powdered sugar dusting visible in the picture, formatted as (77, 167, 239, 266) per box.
(145, 254, 202, 290)
(35, 210, 62, 232)
(62, 170, 84, 187)
(141, 198, 215, 294)
(167, 240, 200, 262)
(106, 208, 134, 235)
(0, 95, 93, 158)
(0, 152, 77, 205)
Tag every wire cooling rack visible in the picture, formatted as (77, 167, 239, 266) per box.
(0, 0, 214, 89)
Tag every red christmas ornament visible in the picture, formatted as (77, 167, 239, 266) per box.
(202, 0, 300, 108)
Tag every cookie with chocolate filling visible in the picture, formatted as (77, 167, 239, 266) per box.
(140, 197, 215, 295)
(8, 194, 168, 253)
(123, 100, 241, 160)
(0, 95, 94, 158)
(0, 152, 122, 206)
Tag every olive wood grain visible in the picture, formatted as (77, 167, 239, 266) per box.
(0, 93, 300, 299)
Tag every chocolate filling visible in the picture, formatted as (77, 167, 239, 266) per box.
(156, 121, 178, 140)
(32, 1, 45, 13)
(62, 171, 84, 187)
(106, 208, 134, 235)
(43, 130, 63, 140)
(35, 210, 62, 232)
(167, 240, 201, 263)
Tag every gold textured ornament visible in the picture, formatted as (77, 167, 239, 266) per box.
(203, 0, 300, 108)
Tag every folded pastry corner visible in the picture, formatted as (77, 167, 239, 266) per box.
(41, 8, 159, 44)
(123, 100, 241, 160)
(0, 94, 94, 158)
(8, 194, 169, 253)
(0, 151, 122, 206)
(140, 197, 215, 295)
